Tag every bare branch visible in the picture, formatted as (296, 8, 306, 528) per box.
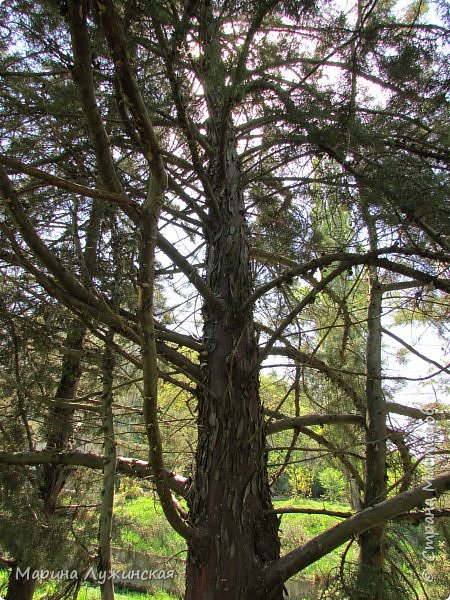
(382, 327, 450, 376)
(261, 471, 450, 591)
(0, 450, 189, 498)
(0, 154, 142, 221)
(267, 506, 353, 518)
(386, 402, 449, 421)
(266, 413, 365, 434)
(157, 232, 224, 311)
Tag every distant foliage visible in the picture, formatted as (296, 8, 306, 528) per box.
(319, 467, 346, 502)
(287, 465, 314, 498)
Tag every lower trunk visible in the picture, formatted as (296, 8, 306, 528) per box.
(185, 386, 283, 600)
(357, 526, 386, 599)
(6, 564, 37, 600)
(186, 536, 283, 599)
(357, 276, 386, 599)
(185, 373, 283, 598)
(98, 337, 117, 600)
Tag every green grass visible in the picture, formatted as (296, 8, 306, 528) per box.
(115, 494, 354, 582)
(114, 495, 185, 557)
(273, 497, 356, 580)
(77, 586, 177, 599)
(0, 495, 353, 597)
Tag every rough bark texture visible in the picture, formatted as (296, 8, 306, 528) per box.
(184, 63, 282, 594)
(185, 163, 283, 599)
(40, 322, 85, 514)
(5, 564, 37, 600)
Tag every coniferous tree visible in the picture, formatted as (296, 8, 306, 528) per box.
(0, 1, 449, 598)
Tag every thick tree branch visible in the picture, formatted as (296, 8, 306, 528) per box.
(261, 471, 450, 592)
(386, 402, 449, 421)
(0, 167, 102, 310)
(268, 506, 353, 518)
(67, 0, 127, 199)
(0, 450, 189, 497)
(249, 246, 450, 311)
(92, 0, 202, 546)
(96, 0, 166, 178)
(0, 154, 142, 221)
(266, 413, 365, 434)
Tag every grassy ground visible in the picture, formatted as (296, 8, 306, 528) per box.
(115, 493, 352, 553)
(0, 570, 177, 600)
(273, 497, 357, 579)
(114, 494, 186, 557)
(0, 495, 352, 599)
(114, 493, 354, 586)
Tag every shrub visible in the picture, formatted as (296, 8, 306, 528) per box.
(318, 467, 345, 502)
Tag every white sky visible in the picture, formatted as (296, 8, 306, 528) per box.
(383, 323, 449, 407)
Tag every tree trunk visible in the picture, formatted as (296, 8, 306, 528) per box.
(40, 321, 85, 514)
(3, 199, 103, 599)
(98, 337, 117, 600)
(185, 105, 282, 598)
(357, 274, 387, 599)
(5, 564, 37, 600)
(7, 322, 85, 600)
(40, 198, 103, 514)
